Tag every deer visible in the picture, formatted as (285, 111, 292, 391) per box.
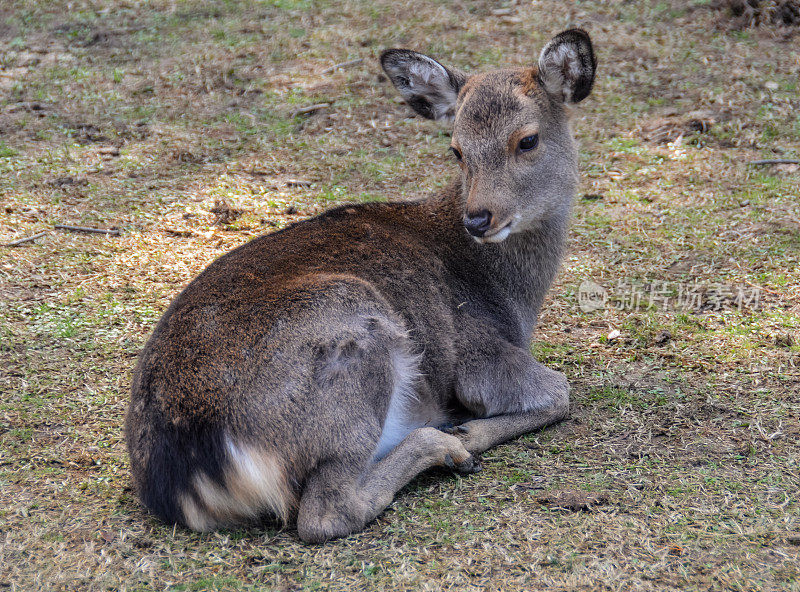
(125, 29, 596, 543)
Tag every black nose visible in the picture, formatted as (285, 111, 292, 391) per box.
(464, 210, 492, 237)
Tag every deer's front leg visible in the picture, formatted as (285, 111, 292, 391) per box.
(452, 337, 569, 455)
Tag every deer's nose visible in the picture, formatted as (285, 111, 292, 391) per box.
(464, 210, 493, 237)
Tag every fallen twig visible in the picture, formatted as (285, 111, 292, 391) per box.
(291, 103, 331, 117)
(749, 159, 800, 166)
(285, 179, 312, 187)
(162, 228, 194, 237)
(55, 224, 120, 236)
(4, 231, 48, 247)
(742, 278, 782, 296)
(321, 58, 363, 74)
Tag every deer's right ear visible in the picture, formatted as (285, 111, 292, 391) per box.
(537, 29, 596, 104)
(381, 49, 467, 121)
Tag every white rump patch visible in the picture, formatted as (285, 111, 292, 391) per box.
(181, 437, 292, 531)
(372, 349, 446, 460)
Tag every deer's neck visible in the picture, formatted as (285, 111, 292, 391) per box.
(490, 212, 569, 338)
(431, 177, 571, 343)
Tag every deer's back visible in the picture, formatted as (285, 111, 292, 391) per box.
(131, 196, 484, 426)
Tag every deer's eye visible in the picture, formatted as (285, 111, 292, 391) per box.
(450, 146, 463, 161)
(518, 134, 539, 152)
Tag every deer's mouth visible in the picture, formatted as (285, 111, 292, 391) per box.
(475, 220, 513, 244)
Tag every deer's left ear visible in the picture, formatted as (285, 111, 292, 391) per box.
(538, 29, 596, 104)
(381, 49, 468, 121)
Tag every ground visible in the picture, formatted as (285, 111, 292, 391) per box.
(1, 1, 799, 590)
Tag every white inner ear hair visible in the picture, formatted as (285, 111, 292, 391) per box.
(407, 56, 448, 88)
(539, 43, 582, 103)
(405, 56, 458, 120)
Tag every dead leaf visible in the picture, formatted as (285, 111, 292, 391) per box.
(654, 330, 672, 345)
(668, 544, 684, 556)
(210, 199, 242, 226)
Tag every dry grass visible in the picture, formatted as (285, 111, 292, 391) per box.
(1, 0, 799, 590)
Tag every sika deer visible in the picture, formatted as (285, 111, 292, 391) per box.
(126, 29, 596, 543)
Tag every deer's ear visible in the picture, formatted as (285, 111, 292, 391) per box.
(381, 49, 467, 121)
(538, 29, 596, 104)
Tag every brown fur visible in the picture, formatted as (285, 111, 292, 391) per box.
(520, 66, 540, 95)
(126, 29, 596, 543)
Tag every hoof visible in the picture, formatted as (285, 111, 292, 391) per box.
(444, 453, 483, 475)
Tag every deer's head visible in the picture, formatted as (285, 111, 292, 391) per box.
(382, 29, 596, 244)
